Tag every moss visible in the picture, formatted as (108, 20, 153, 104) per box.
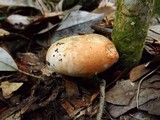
(112, 0, 154, 68)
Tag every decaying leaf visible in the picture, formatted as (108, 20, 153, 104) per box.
(0, 47, 18, 71)
(147, 30, 160, 41)
(145, 24, 160, 55)
(107, 88, 160, 118)
(129, 64, 150, 82)
(119, 111, 158, 120)
(61, 100, 75, 114)
(41, 65, 55, 76)
(16, 52, 44, 73)
(50, 10, 104, 42)
(149, 25, 160, 34)
(139, 97, 160, 115)
(93, 6, 115, 16)
(0, 81, 23, 98)
(106, 74, 160, 118)
(70, 98, 88, 108)
(0, 0, 41, 10)
(7, 14, 32, 26)
(16, 52, 41, 66)
(106, 80, 137, 106)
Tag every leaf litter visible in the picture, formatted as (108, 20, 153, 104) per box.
(0, 0, 160, 120)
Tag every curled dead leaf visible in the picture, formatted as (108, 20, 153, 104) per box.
(0, 81, 23, 99)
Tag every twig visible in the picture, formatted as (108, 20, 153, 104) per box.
(96, 79, 106, 120)
(136, 65, 160, 109)
(91, 25, 112, 35)
(0, 74, 13, 80)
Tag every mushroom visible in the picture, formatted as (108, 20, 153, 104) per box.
(46, 34, 119, 77)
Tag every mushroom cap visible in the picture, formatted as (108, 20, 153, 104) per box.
(46, 34, 119, 77)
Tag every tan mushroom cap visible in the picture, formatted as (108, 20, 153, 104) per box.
(46, 34, 119, 77)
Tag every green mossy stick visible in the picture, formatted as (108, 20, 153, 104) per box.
(112, 0, 154, 68)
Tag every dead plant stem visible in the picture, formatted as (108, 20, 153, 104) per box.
(96, 79, 106, 120)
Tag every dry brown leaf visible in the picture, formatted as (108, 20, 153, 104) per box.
(106, 74, 160, 118)
(93, 6, 115, 16)
(0, 81, 23, 99)
(105, 80, 136, 105)
(17, 52, 40, 66)
(41, 65, 55, 76)
(129, 64, 150, 82)
(107, 88, 160, 118)
(61, 100, 75, 114)
(139, 97, 160, 115)
(16, 52, 44, 73)
(70, 98, 88, 108)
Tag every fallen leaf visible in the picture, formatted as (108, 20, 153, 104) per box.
(107, 88, 160, 118)
(61, 100, 75, 114)
(71, 98, 88, 108)
(144, 43, 157, 56)
(41, 65, 55, 76)
(106, 74, 160, 118)
(106, 80, 137, 105)
(129, 64, 150, 82)
(0, 29, 10, 36)
(149, 25, 160, 34)
(0, 47, 18, 71)
(0, 81, 23, 98)
(50, 10, 104, 42)
(16, 52, 40, 66)
(139, 97, 160, 115)
(93, 6, 115, 16)
(147, 74, 160, 83)
(145, 25, 160, 55)
(0, 0, 40, 10)
(7, 14, 32, 29)
(16, 52, 45, 73)
(147, 25, 160, 41)
(120, 111, 158, 120)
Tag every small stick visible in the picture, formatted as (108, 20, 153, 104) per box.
(96, 79, 106, 120)
(136, 65, 160, 109)
(91, 25, 112, 35)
